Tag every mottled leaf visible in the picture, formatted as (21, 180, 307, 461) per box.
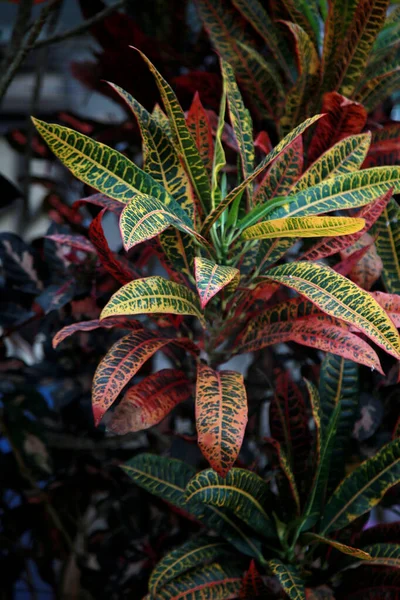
(268, 560, 305, 600)
(194, 257, 239, 309)
(241, 216, 365, 241)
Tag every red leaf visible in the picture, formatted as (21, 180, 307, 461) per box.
(88, 209, 140, 285)
(53, 317, 143, 349)
(254, 131, 273, 155)
(174, 72, 222, 111)
(186, 92, 214, 176)
(363, 124, 400, 168)
(74, 193, 124, 215)
(340, 235, 382, 290)
(107, 369, 192, 434)
(239, 560, 266, 598)
(334, 239, 374, 277)
(307, 92, 367, 165)
(301, 187, 393, 262)
(45, 234, 95, 254)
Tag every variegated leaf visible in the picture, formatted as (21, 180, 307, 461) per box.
(264, 438, 301, 515)
(194, 257, 239, 309)
(186, 92, 214, 178)
(255, 137, 303, 202)
(185, 467, 275, 538)
(107, 369, 192, 435)
(302, 533, 372, 560)
(100, 276, 206, 327)
(341, 235, 383, 290)
(241, 216, 365, 241)
(267, 560, 305, 600)
(53, 317, 143, 348)
(373, 198, 400, 294)
(265, 261, 400, 361)
(196, 365, 247, 477)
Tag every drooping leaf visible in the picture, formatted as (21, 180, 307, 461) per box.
(306, 93, 367, 165)
(302, 533, 372, 560)
(195, 365, 248, 477)
(32, 118, 171, 205)
(185, 467, 276, 538)
(372, 198, 400, 294)
(100, 276, 206, 327)
(293, 133, 371, 192)
(88, 209, 140, 285)
(133, 49, 212, 212)
(108, 82, 196, 220)
(265, 261, 400, 361)
(92, 331, 177, 425)
(194, 258, 240, 309)
(320, 437, 400, 534)
(269, 371, 311, 486)
(45, 234, 95, 254)
(301, 187, 392, 262)
(53, 317, 143, 348)
(148, 537, 232, 597)
(118, 194, 208, 250)
(241, 216, 365, 241)
(144, 563, 242, 600)
(201, 114, 323, 234)
(186, 92, 214, 178)
(255, 137, 303, 202)
(349, 543, 400, 568)
(267, 559, 305, 600)
(107, 369, 192, 434)
(319, 353, 359, 491)
(235, 316, 383, 372)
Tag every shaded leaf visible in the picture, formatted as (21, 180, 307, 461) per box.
(186, 92, 214, 178)
(268, 559, 305, 600)
(302, 533, 372, 559)
(53, 317, 143, 348)
(373, 198, 400, 294)
(194, 257, 239, 309)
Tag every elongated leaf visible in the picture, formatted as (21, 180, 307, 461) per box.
(232, 0, 294, 81)
(350, 543, 400, 567)
(264, 437, 301, 515)
(186, 92, 214, 178)
(241, 216, 365, 241)
(333, 0, 390, 97)
(100, 276, 206, 327)
(196, 365, 247, 477)
(53, 317, 143, 348)
(185, 468, 276, 538)
(306, 93, 367, 165)
(221, 59, 254, 197)
(88, 209, 140, 285)
(320, 437, 400, 534)
(235, 316, 383, 372)
(319, 354, 359, 490)
(133, 49, 212, 212)
(304, 379, 322, 467)
(159, 229, 196, 281)
(341, 235, 382, 290)
(373, 198, 400, 294)
(148, 537, 232, 596)
(293, 134, 371, 192)
(279, 21, 320, 136)
(123, 455, 264, 561)
(280, 0, 320, 47)
(109, 82, 196, 221)
(255, 137, 303, 202)
(355, 68, 400, 112)
(194, 258, 239, 309)
(32, 118, 171, 205)
(211, 80, 227, 207)
(265, 261, 400, 361)
(119, 194, 207, 251)
(107, 369, 191, 435)
(301, 188, 392, 262)
(269, 167, 400, 221)
(45, 234, 95, 253)
(92, 331, 174, 425)
(145, 563, 242, 600)
(201, 114, 323, 234)
(239, 560, 266, 598)
(269, 371, 311, 485)
(267, 560, 305, 600)
(303, 533, 372, 559)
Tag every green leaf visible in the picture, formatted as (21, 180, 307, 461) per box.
(119, 194, 209, 251)
(241, 216, 365, 241)
(265, 261, 400, 361)
(194, 258, 239, 308)
(201, 114, 323, 235)
(320, 438, 400, 534)
(159, 229, 195, 280)
(148, 537, 232, 596)
(304, 379, 322, 468)
(302, 533, 372, 559)
(293, 133, 372, 192)
(133, 49, 212, 212)
(319, 354, 359, 491)
(100, 276, 206, 327)
(221, 59, 254, 198)
(196, 366, 247, 477)
(212, 81, 227, 207)
(360, 543, 400, 567)
(373, 198, 400, 294)
(108, 83, 196, 220)
(267, 559, 305, 600)
(268, 166, 400, 221)
(32, 118, 172, 206)
(355, 68, 400, 112)
(255, 137, 303, 202)
(185, 468, 276, 539)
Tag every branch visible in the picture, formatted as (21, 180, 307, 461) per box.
(33, 0, 125, 50)
(0, 0, 61, 104)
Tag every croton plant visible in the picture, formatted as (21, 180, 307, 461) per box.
(32, 45, 400, 598)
